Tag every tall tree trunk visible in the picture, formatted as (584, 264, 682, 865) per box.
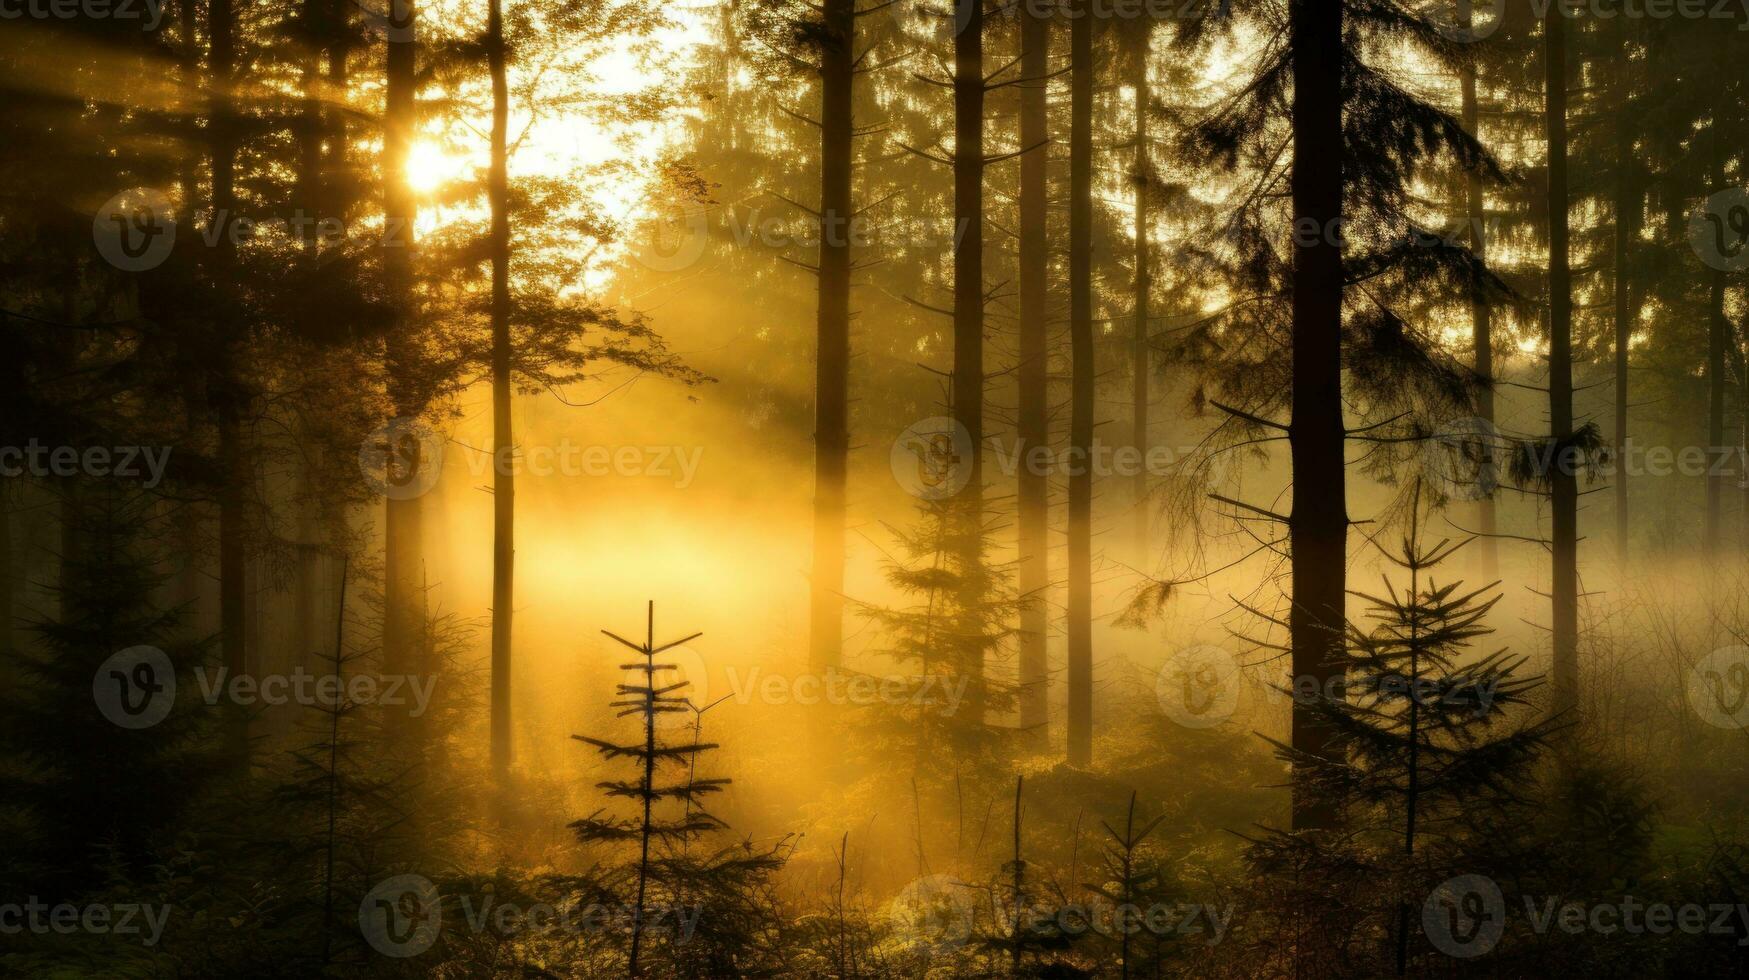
(1131, 29, 1151, 562)
(953, 0, 986, 721)
(1066, 1, 1094, 768)
(1612, 119, 1633, 565)
(1707, 271, 1726, 554)
(1459, 28, 1497, 581)
(211, 0, 250, 763)
(809, 0, 854, 675)
(0, 486, 11, 682)
(1611, 19, 1635, 565)
(1706, 121, 1727, 558)
(488, 0, 515, 782)
(1545, 5, 1579, 718)
(1017, 4, 1051, 743)
(382, 0, 422, 682)
(1288, 0, 1346, 830)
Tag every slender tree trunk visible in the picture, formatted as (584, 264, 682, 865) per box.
(1067, 1, 1094, 768)
(1611, 22, 1635, 565)
(488, 0, 515, 782)
(211, 0, 250, 763)
(1708, 269, 1726, 555)
(1706, 122, 1727, 558)
(953, 0, 986, 721)
(1612, 148, 1633, 564)
(1459, 33, 1497, 580)
(1131, 30, 1151, 562)
(1017, 5, 1051, 743)
(809, 0, 854, 675)
(1288, 0, 1346, 830)
(382, 0, 422, 682)
(0, 486, 11, 679)
(1545, 5, 1579, 718)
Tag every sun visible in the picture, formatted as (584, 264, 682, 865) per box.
(406, 140, 468, 194)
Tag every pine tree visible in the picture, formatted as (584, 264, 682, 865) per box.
(852, 496, 1026, 784)
(2, 488, 220, 897)
(571, 602, 784, 977)
(1276, 482, 1556, 973)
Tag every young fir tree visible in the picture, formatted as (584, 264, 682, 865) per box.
(852, 494, 1026, 786)
(1259, 483, 1557, 975)
(1083, 791, 1173, 980)
(266, 559, 422, 972)
(2, 487, 220, 898)
(571, 602, 784, 979)
(974, 775, 1078, 978)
